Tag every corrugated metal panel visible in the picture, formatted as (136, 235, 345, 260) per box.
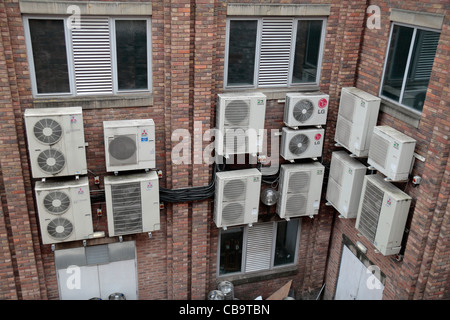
(72, 17, 113, 95)
(245, 223, 274, 272)
(258, 18, 293, 87)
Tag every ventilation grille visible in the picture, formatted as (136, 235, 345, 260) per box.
(329, 156, 344, 186)
(43, 191, 71, 215)
(37, 149, 66, 174)
(368, 133, 390, 169)
(224, 128, 248, 154)
(293, 99, 314, 123)
(108, 134, 137, 166)
(72, 17, 113, 95)
(358, 180, 383, 243)
(47, 217, 74, 240)
(221, 202, 245, 225)
(111, 182, 143, 235)
(289, 133, 310, 155)
(223, 179, 246, 201)
(326, 178, 341, 208)
(335, 116, 352, 148)
(285, 171, 310, 217)
(224, 100, 250, 127)
(33, 118, 63, 144)
(339, 93, 356, 121)
(258, 18, 293, 87)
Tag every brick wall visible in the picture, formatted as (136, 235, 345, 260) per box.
(0, 0, 448, 300)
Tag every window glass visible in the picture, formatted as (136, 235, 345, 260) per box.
(29, 19, 70, 94)
(115, 20, 148, 90)
(227, 20, 258, 86)
(292, 20, 323, 84)
(274, 220, 298, 266)
(381, 25, 414, 102)
(219, 227, 243, 275)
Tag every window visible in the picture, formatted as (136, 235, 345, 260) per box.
(225, 18, 326, 89)
(24, 16, 152, 97)
(218, 220, 300, 276)
(380, 23, 440, 113)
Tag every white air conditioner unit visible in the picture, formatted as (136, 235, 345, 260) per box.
(34, 176, 93, 244)
(24, 107, 87, 178)
(215, 92, 266, 157)
(334, 87, 380, 157)
(355, 174, 412, 256)
(326, 151, 367, 218)
(368, 126, 416, 181)
(280, 127, 324, 161)
(103, 119, 156, 173)
(284, 92, 329, 127)
(105, 171, 160, 237)
(276, 162, 324, 219)
(214, 168, 261, 229)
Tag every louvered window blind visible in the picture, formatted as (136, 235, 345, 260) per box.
(24, 16, 151, 97)
(226, 17, 325, 88)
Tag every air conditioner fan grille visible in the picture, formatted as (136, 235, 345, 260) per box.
(47, 217, 74, 240)
(33, 118, 63, 145)
(293, 99, 314, 123)
(289, 134, 310, 155)
(43, 191, 71, 214)
(224, 100, 250, 127)
(37, 149, 66, 174)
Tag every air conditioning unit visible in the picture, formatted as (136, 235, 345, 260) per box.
(284, 92, 329, 127)
(276, 162, 324, 219)
(214, 168, 261, 229)
(215, 92, 266, 157)
(105, 171, 160, 237)
(103, 119, 156, 173)
(34, 176, 93, 244)
(24, 107, 87, 178)
(326, 151, 367, 218)
(368, 126, 416, 181)
(280, 127, 324, 161)
(355, 174, 412, 256)
(334, 87, 380, 157)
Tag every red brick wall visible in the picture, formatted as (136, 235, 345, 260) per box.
(0, 0, 448, 301)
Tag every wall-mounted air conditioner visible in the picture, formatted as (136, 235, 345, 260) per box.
(276, 162, 324, 219)
(105, 171, 160, 237)
(103, 119, 156, 173)
(367, 126, 416, 182)
(355, 174, 412, 256)
(326, 151, 367, 218)
(24, 107, 87, 178)
(280, 127, 324, 161)
(34, 176, 93, 244)
(334, 87, 380, 157)
(284, 92, 329, 127)
(214, 168, 261, 229)
(215, 92, 266, 157)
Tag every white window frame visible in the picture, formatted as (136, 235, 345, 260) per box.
(217, 220, 301, 277)
(379, 22, 440, 115)
(224, 17, 327, 90)
(23, 15, 152, 98)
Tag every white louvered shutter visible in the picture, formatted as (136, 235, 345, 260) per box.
(258, 18, 294, 87)
(245, 223, 274, 272)
(71, 17, 113, 95)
